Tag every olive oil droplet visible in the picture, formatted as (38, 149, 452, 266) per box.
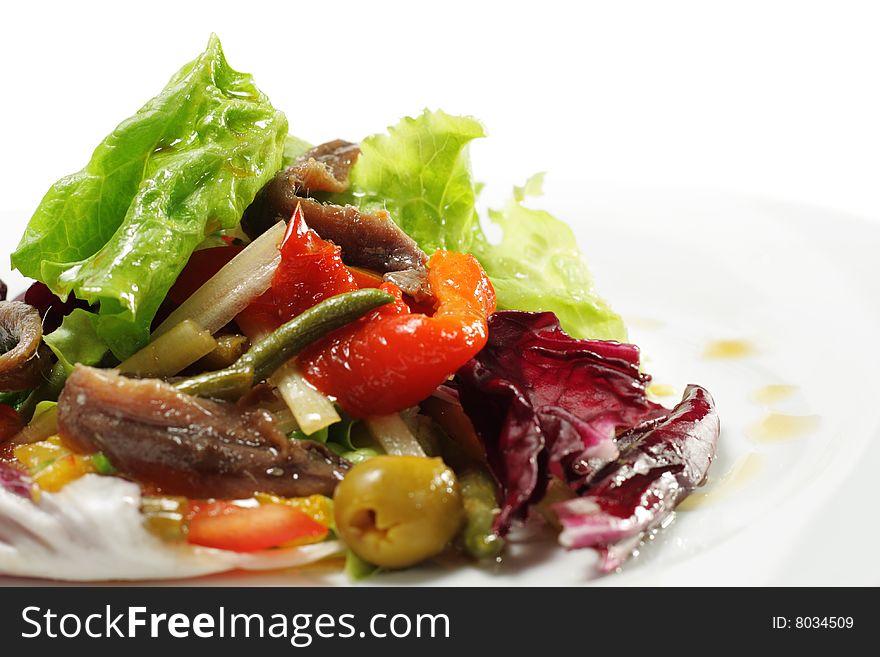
(747, 413, 820, 443)
(703, 339, 756, 359)
(647, 383, 676, 398)
(678, 452, 763, 510)
(751, 384, 798, 404)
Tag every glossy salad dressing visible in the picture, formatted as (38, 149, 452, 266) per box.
(702, 339, 756, 359)
(678, 452, 763, 510)
(647, 383, 676, 398)
(751, 384, 798, 404)
(680, 338, 819, 511)
(746, 413, 820, 443)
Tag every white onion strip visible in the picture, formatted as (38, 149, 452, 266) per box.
(151, 221, 286, 340)
(271, 362, 340, 436)
(365, 413, 426, 456)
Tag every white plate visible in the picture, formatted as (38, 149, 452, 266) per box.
(2, 186, 879, 586)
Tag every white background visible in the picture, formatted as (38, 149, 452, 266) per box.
(2, 0, 880, 219)
(1, 1, 879, 586)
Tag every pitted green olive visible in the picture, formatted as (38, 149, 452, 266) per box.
(333, 455, 464, 569)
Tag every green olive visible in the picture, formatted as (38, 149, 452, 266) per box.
(333, 455, 464, 569)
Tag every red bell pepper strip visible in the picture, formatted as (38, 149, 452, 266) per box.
(235, 289, 282, 340)
(238, 203, 496, 417)
(300, 250, 496, 417)
(236, 203, 356, 338)
(347, 266, 385, 290)
(272, 204, 358, 319)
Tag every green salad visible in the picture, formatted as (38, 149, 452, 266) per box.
(0, 35, 718, 582)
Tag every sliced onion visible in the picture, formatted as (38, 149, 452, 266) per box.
(151, 221, 286, 340)
(118, 320, 216, 378)
(11, 402, 59, 446)
(365, 413, 426, 456)
(271, 407, 300, 435)
(271, 362, 340, 436)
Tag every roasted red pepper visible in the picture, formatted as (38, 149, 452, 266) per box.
(347, 266, 385, 290)
(300, 250, 495, 417)
(234, 289, 281, 340)
(272, 204, 358, 318)
(239, 204, 496, 417)
(236, 204, 357, 338)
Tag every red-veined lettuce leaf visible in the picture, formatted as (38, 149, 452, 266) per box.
(554, 385, 719, 571)
(454, 311, 667, 532)
(0, 463, 30, 499)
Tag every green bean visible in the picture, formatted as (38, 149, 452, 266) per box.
(194, 334, 250, 371)
(118, 320, 217, 378)
(458, 467, 504, 560)
(16, 361, 67, 422)
(11, 403, 58, 445)
(174, 288, 393, 399)
(427, 415, 504, 561)
(173, 365, 254, 399)
(244, 289, 393, 382)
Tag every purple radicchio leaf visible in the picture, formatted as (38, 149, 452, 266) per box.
(454, 311, 668, 533)
(0, 462, 32, 499)
(553, 384, 719, 571)
(15, 281, 90, 333)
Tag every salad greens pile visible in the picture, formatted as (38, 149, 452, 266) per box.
(0, 34, 721, 581)
(11, 34, 623, 363)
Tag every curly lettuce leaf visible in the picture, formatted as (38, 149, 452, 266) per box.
(344, 549, 381, 581)
(475, 174, 627, 341)
(348, 110, 486, 254)
(42, 309, 109, 373)
(11, 34, 287, 358)
(345, 111, 625, 341)
(554, 385, 718, 572)
(282, 134, 313, 167)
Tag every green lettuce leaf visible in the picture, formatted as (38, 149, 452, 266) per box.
(344, 111, 625, 341)
(348, 110, 486, 253)
(42, 309, 109, 373)
(282, 134, 313, 167)
(475, 174, 626, 341)
(344, 549, 381, 580)
(11, 34, 287, 358)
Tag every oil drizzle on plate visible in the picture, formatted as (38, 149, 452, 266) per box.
(702, 339, 755, 359)
(751, 384, 798, 404)
(746, 413, 820, 443)
(647, 383, 676, 398)
(678, 452, 763, 510)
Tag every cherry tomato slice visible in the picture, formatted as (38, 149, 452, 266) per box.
(186, 501, 328, 552)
